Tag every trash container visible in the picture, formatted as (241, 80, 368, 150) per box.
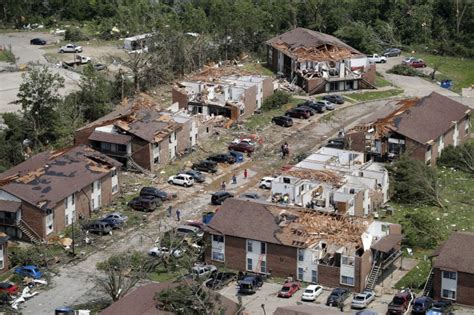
(441, 80, 453, 89)
(55, 307, 74, 315)
(202, 212, 214, 224)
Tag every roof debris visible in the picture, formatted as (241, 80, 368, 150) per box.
(283, 167, 345, 187)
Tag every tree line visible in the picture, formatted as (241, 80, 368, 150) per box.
(1, 0, 473, 58)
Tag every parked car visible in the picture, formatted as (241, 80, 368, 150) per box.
(322, 94, 345, 104)
(229, 150, 244, 163)
(410, 59, 427, 68)
(239, 192, 261, 200)
(351, 290, 375, 309)
(14, 265, 43, 279)
(128, 195, 160, 212)
(102, 212, 128, 223)
(298, 105, 317, 115)
(272, 116, 293, 127)
(207, 153, 236, 164)
(99, 217, 123, 229)
(326, 137, 347, 149)
(93, 63, 107, 71)
(183, 169, 206, 183)
(285, 107, 311, 119)
(259, 177, 275, 189)
(298, 100, 326, 113)
(192, 160, 218, 173)
(412, 296, 434, 314)
(30, 38, 46, 45)
(83, 221, 113, 235)
(387, 289, 415, 315)
(0, 282, 18, 295)
(58, 43, 83, 53)
(211, 191, 234, 205)
(355, 311, 378, 315)
(383, 47, 401, 57)
(238, 274, 263, 294)
(228, 141, 255, 153)
(426, 300, 454, 315)
(402, 57, 417, 65)
(301, 284, 323, 301)
(148, 246, 185, 258)
(176, 225, 204, 239)
(205, 272, 237, 290)
(278, 281, 301, 298)
(168, 174, 194, 187)
(140, 187, 171, 201)
(367, 54, 387, 63)
(326, 287, 351, 307)
(191, 264, 217, 278)
(316, 100, 335, 110)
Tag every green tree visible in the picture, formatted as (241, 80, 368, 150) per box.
(437, 141, 474, 174)
(13, 66, 65, 149)
(77, 64, 113, 121)
(399, 208, 447, 248)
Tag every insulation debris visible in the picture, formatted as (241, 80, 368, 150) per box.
(284, 168, 345, 187)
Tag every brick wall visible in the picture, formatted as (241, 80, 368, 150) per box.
(176, 123, 190, 154)
(53, 202, 66, 235)
(457, 271, 474, 306)
(355, 250, 372, 292)
(100, 173, 113, 207)
(158, 139, 170, 166)
(363, 64, 376, 85)
(74, 126, 96, 145)
(241, 85, 257, 120)
(222, 235, 246, 272)
(270, 47, 278, 72)
(318, 264, 341, 289)
(266, 243, 297, 278)
(131, 142, 152, 171)
(171, 88, 189, 109)
(76, 184, 92, 219)
(21, 202, 45, 239)
(347, 131, 366, 153)
(404, 138, 428, 164)
(433, 268, 442, 300)
(262, 77, 274, 101)
(458, 116, 471, 142)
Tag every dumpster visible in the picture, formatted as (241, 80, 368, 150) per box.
(202, 212, 215, 224)
(441, 80, 453, 89)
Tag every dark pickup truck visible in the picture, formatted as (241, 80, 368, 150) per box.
(387, 289, 415, 315)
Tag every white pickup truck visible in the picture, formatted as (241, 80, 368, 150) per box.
(367, 54, 387, 63)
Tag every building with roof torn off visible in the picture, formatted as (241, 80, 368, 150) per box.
(347, 92, 471, 166)
(0, 145, 121, 242)
(75, 93, 200, 172)
(172, 67, 273, 122)
(429, 232, 474, 306)
(272, 147, 389, 217)
(266, 27, 376, 94)
(204, 198, 402, 293)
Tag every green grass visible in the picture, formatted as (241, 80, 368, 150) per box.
(0, 49, 15, 63)
(345, 88, 404, 102)
(245, 97, 299, 131)
(149, 268, 184, 282)
(375, 72, 392, 87)
(394, 259, 431, 292)
(411, 53, 474, 93)
(242, 62, 274, 76)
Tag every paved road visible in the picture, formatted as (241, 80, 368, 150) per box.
(0, 32, 80, 113)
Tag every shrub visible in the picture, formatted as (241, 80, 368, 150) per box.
(65, 28, 88, 41)
(437, 141, 474, 174)
(261, 90, 290, 111)
(387, 64, 423, 77)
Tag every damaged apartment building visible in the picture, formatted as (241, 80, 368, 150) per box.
(75, 94, 200, 172)
(347, 92, 471, 166)
(205, 198, 403, 292)
(271, 147, 389, 217)
(0, 146, 121, 242)
(172, 66, 273, 122)
(266, 27, 376, 94)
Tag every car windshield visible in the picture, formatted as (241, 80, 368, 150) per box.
(241, 283, 252, 289)
(304, 289, 314, 294)
(392, 297, 405, 304)
(354, 295, 365, 301)
(281, 287, 290, 292)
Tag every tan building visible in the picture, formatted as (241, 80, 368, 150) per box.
(0, 146, 121, 242)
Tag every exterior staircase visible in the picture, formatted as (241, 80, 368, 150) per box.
(359, 77, 377, 90)
(423, 268, 435, 297)
(18, 220, 43, 245)
(127, 156, 153, 176)
(365, 261, 382, 290)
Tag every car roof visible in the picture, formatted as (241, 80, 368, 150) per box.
(213, 191, 230, 196)
(261, 177, 275, 181)
(305, 284, 320, 289)
(177, 225, 199, 231)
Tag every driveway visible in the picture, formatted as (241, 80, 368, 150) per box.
(376, 56, 459, 98)
(0, 32, 80, 113)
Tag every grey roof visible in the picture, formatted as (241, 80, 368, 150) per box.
(371, 233, 403, 253)
(88, 130, 132, 145)
(0, 200, 21, 213)
(432, 232, 474, 274)
(0, 145, 121, 211)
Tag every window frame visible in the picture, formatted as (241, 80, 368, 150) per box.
(341, 275, 354, 286)
(247, 240, 253, 253)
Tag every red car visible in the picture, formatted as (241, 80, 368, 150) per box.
(0, 282, 19, 295)
(228, 142, 255, 153)
(277, 281, 300, 298)
(410, 59, 427, 68)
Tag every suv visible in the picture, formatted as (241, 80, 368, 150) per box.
(259, 177, 274, 189)
(322, 94, 345, 104)
(387, 289, 415, 315)
(228, 142, 255, 153)
(285, 107, 311, 119)
(192, 160, 218, 173)
(315, 100, 335, 110)
(128, 195, 161, 212)
(272, 116, 293, 127)
(412, 296, 433, 314)
(238, 275, 263, 294)
(183, 169, 206, 183)
(83, 221, 113, 235)
(326, 137, 347, 149)
(326, 287, 351, 307)
(191, 264, 217, 278)
(168, 174, 194, 187)
(298, 100, 325, 113)
(140, 187, 170, 201)
(211, 191, 234, 205)
(207, 153, 236, 164)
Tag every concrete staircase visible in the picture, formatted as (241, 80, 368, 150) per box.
(18, 220, 42, 245)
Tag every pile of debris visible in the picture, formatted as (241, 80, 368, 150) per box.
(284, 168, 345, 188)
(187, 64, 253, 82)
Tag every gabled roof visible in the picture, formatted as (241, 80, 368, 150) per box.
(0, 145, 121, 211)
(432, 232, 474, 274)
(266, 27, 363, 62)
(88, 130, 132, 145)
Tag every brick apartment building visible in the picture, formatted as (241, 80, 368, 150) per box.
(430, 232, 474, 306)
(75, 94, 199, 172)
(347, 92, 471, 166)
(205, 198, 402, 293)
(0, 145, 121, 242)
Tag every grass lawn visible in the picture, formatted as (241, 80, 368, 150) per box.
(345, 88, 403, 102)
(0, 49, 15, 63)
(244, 97, 299, 131)
(149, 268, 184, 282)
(410, 53, 474, 93)
(375, 72, 392, 87)
(242, 62, 274, 76)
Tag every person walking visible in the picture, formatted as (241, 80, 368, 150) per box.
(221, 181, 226, 191)
(176, 209, 181, 221)
(232, 174, 237, 184)
(167, 205, 172, 217)
(243, 169, 248, 179)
